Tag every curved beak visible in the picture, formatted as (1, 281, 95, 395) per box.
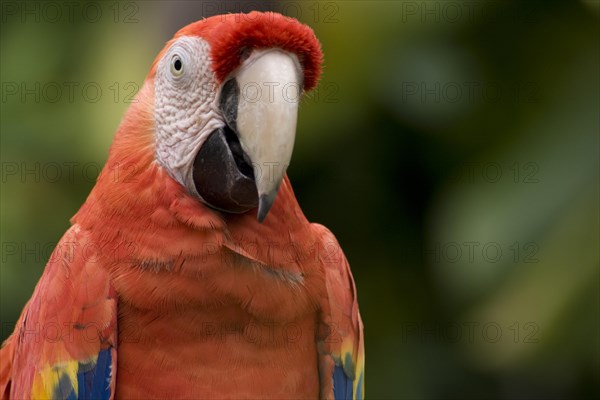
(222, 50, 302, 222)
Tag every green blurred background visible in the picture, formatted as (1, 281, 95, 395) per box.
(1, 1, 598, 398)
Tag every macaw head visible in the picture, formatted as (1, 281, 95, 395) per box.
(148, 12, 322, 222)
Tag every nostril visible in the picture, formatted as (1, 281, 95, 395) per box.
(239, 46, 252, 62)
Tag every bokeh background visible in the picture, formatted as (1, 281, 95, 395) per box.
(1, 1, 598, 399)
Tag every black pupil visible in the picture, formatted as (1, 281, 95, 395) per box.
(174, 58, 182, 71)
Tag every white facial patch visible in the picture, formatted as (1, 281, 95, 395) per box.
(154, 36, 224, 195)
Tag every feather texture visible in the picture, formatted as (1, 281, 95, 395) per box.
(0, 12, 363, 399)
(0, 226, 117, 400)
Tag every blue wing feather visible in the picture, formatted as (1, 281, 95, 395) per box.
(76, 348, 112, 400)
(333, 365, 353, 400)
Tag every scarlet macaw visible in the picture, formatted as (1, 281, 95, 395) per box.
(0, 12, 364, 399)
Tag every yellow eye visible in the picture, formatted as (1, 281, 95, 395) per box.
(170, 55, 183, 76)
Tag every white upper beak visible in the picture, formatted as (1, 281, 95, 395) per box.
(233, 49, 302, 222)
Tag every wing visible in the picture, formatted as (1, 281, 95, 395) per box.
(313, 224, 365, 400)
(0, 225, 117, 400)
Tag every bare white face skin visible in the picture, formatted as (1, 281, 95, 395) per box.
(152, 35, 303, 220)
(153, 36, 224, 196)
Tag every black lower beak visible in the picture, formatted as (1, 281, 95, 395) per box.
(192, 126, 258, 213)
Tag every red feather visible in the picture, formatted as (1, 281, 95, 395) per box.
(149, 11, 323, 90)
(1, 12, 362, 399)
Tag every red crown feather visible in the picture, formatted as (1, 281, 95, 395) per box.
(152, 12, 323, 91)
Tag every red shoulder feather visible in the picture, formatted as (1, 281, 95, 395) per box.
(312, 224, 365, 399)
(0, 225, 117, 399)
